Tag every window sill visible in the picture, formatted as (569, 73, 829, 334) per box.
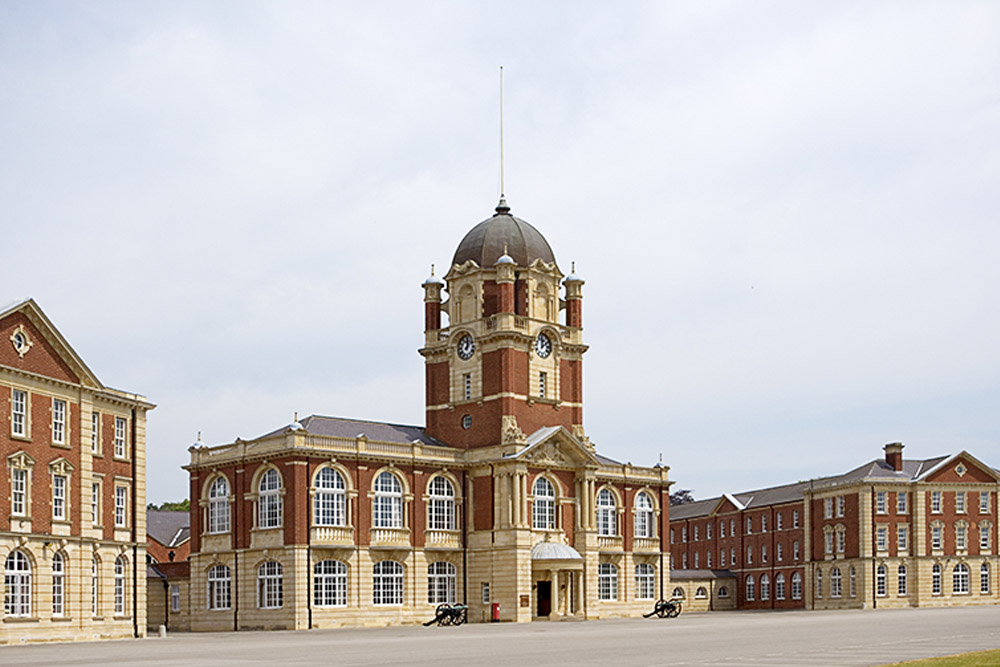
(51, 616, 73, 622)
(3, 616, 39, 623)
(113, 456, 130, 463)
(92, 452, 104, 459)
(10, 434, 32, 443)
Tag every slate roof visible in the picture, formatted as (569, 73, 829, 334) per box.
(673, 453, 957, 520)
(257, 415, 448, 447)
(669, 569, 737, 581)
(452, 201, 557, 268)
(147, 510, 190, 548)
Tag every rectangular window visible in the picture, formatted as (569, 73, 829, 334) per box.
(837, 496, 845, 518)
(957, 524, 967, 550)
(92, 411, 100, 454)
(776, 512, 783, 530)
(706, 552, 712, 568)
(538, 372, 547, 398)
(706, 523, 712, 540)
(931, 491, 942, 513)
(730, 519, 735, 535)
(898, 525, 908, 554)
(876, 491, 887, 514)
(981, 492, 990, 515)
(793, 541, 800, 561)
(12, 468, 27, 516)
(876, 526, 888, 552)
(669, 528, 675, 544)
(693, 525, 699, 541)
(762, 545, 767, 563)
(824, 498, 833, 519)
(746, 546, 752, 564)
(114, 417, 127, 458)
(481, 582, 490, 604)
(92, 482, 101, 526)
(824, 532, 833, 554)
(681, 553, 687, 568)
(720, 548, 726, 565)
(463, 373, 471, 400)
(682, 526, 687, 542)
(12, 388, 27, 437)
(837, 530, 845, 553)
(52, 398, 66, 444)
(931, 525, 943, 549)
(956, 491, 967, 513)
(719, 521, 725, 539)
(897, 492, 907, 514)
(115, 485, 128, 527)
(777, 542, 783, 561)
(694, 552, 699, 568)
(981, 524, 991, 550)
(761, 515, 767, 532)
(171, 585, 181, 612)
(53, 474, 66, 520)
(730, 547, 735, 566)
(792, 510, 800, 528)
(746, 517, 752, 534)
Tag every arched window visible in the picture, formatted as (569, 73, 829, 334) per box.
(5, 550, 31, 617)
(775, 573, 786, 600)
(672, 586, 685, 599)
(791, 572, 802, 600)
(596, 489, 617, 537)
(598, 563, 618, 601)
(760, 574, 770, 601)
(114, 556, 127, 615)
(373, 561, 404, 605)
(830, 567, 842, 598)
(427, 561, 457, 604)
(876, 565, 887, 597)
(91, 557, 99, 616)
(314, 468, 347, 527)
(981, 562, 991, 594)
(207, 564, 232, 610)
(745, 575, 755, 601)
(932, 563, 942, 595)
(373, 472, 403, 528)
(532, 477, 555, 530)
(428, 476, 456, 531)
(208, 476, 230, 534)
(314, 560, 347, 607)
(696, 586, 708, 599)
(257, 469, 282, 529)
(51, 552, 65, 616)
(258, 561, 283, 608)
(634, 492, 654, 539)
(898, 565, 908, 596)
(635, 563, 655, 600)
(953, 563, 970, 594)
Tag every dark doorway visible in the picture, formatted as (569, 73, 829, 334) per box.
(536, 581, 551, 616)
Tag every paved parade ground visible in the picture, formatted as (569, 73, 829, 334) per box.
(4, 606, 1000, 666)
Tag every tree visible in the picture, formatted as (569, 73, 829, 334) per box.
(147, 499, 190, 512)
(670, 489, 695, 506)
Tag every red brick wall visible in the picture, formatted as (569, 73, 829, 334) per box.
(0, 312, 79, 384)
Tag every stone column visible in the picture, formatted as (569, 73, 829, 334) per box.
(550, 569, 560, 619)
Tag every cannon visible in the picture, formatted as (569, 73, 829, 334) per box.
(643, 598, 682, 619)
(424, 603, 469, 626)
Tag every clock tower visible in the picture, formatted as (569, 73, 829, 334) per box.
(420, 198, 587, 449)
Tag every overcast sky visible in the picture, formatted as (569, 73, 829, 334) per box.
(2, 1, 998, 504)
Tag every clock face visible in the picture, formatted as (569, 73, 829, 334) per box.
(457, 334, 475, 360)
(535, 332, 552, 358)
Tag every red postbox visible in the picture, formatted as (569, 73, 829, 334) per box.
(490, 602, 500, 622)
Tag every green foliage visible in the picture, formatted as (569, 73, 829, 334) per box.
(146, 499, 190, 512)
(669, 489, 695, 506)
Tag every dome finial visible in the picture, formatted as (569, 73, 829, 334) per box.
(495, 196, 510, 215)
(430, 263, 435, 277)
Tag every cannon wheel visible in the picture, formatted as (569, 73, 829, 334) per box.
(436, 603, 453, 626)
(667, 602, 681, 618)
(455, 607, 468, 626)
(655, 599, 668, 618)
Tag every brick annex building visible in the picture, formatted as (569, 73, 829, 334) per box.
(0, 299, 154, 644)
(177, 199, 673, 630)
(670, 443, 1000, 611)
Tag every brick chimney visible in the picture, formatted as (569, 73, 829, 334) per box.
(884, 442, 904, 471)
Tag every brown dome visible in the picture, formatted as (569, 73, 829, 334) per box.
(452, 199, 557, 268)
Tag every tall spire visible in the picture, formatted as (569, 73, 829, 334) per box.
(498, 65, 507, 211)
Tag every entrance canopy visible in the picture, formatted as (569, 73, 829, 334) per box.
(531, 541, 583, 571)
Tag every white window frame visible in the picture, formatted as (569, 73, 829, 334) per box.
(538, 371, 547, 398)
(980, 491, 990, 515)
(898, 525, 908, 554)
(91, 557, 99, 616)
(171, 584, 181, 612)
(115, 485, 128, 528)
(776, 512, 783, 530)
(373, 471, 403, 529)
(11, 388, 27, 438)
(598, 563, 618, 601)
(981, 562, 990, 594)
(52, 552, 65, 616)
(427, 476, 455, 531)
(52, 473, 67, 521)
(956, 523, 968, 550)
(634, 492, 654, 539)
(314, 560, 348, 607)
(12, 466, 28, 516)
(931, 524, 943, 550)
(207, 564, 232, 610)
(208, 476, 231, 534)
(532, 477, 555, 530)
(791, 572, 802, 600)
(372, 560, 403, 606)
(314, 467, 347, 528)
(775, 573, 786, 600)
(875, 565, 886, 597)
(932, 564, 942, 595)
(596, 488, 617, 537)
(898, 564, 907, 596)
(837, 495, 845, 518)
(92, 411, 100, 454)
(114, 416, 127, 459)
(760, 574, 770, 601)
(257, 561, 283, 609)
(824, 497, 833, 519)
(4, 550, 32, 617)
(52, 398, 66, 445)
(792, 510, 800, 528)
(931, 491, 942, 513)
(114, 556, 127, 616)
(463, 373, 471, 401)
(876, 526, 888, 552)
(956, 491, 967, 514)
(953, 563, 970, 594)
(897, 491, 908, 514)
(876, 491, 887, 514)
(777, 542, 784, 562)
(427, 561, 457, 604)
(745, 575, 755, 601)
(92, 481, 101, 526)
(830, 568, 842, 598)
(980, 522, 992, 551)
(257, 468, 283, 529)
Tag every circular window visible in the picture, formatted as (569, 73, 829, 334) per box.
(461, 415, 472, 430)
(12, 332, 25, 351)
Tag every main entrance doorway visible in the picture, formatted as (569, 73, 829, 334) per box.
(536, 581, 552, 616)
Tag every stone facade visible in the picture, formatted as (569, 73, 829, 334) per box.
(0, 299, 153, 644)
(178, 200, 673, 630)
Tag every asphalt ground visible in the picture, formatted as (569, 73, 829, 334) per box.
(3, 606, 1000, 666)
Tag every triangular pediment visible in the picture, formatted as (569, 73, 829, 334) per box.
(0, 299, 101, 388)
(919, 451, 1000, 484)
(709, 493, 745, 516)
(512, 426, 600, 468)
